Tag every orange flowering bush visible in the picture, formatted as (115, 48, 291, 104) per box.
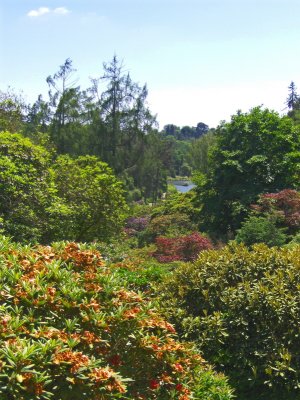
(0, 237, 233, 399)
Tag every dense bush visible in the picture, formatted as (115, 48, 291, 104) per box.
(151, 191, 197, 220)
(138, 213, 197, 246)
(0, 134, 128, 244)
(153, 233, 213, 262)
(125, 216, 150, 232)
(197, 107, 300, 236)
(235, 215, 287, 246)
(0, 131, 54, 242)
(124, 216, 150, 239)
(235, 189, 300, 246)
(252, 189, 300, 234)
(50, 155, 128, 242)
(0, 237, 233, 400)
(159, 244, 300, 399)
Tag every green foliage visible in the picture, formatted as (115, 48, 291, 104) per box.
(51, 155, 128, 242)
(193, 371, 235, 400)
(106, 245, 173, 292)
(0, 238, 233, 400)
(25, 94, 51, 136)
(139, 213, 197, 245)
(168, 139, 192, 177)
(235, 215, 287, 247)
(112, 262, 169, 292)
(42, 56, 171, 200)
(151, 190, 197, 219)
(0, 131, 54, 242)
(197, 107, 300, 236)
(162, 122, 209, 141)
(159, 244, 300, 399)
(133, 132, 170, 201)
(127, 191, 199, 248)
(235, 189, 300, 246)
(187, 130, 217, 175)
(286, 81, 300, 124)
(287, 233, 300, 246)
(0, 89, 27, 133)
(252, 189, 300, 235)
(0, 133, 127, 244)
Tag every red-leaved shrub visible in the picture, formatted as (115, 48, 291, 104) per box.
(153, 232, 213, 263)
(252, 189, 300, 233)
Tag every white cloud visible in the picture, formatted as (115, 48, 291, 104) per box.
(27, 6, 70, 18)
(54, 7, 70, 15)
(27, 7, 50, 17)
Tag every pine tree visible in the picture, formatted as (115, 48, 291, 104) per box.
(286, 81, 298, 110)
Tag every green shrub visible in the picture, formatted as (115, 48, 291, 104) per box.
(0, 131, 54, 243)
(51, 155, 128, 243)
(235, 215, 287, 246)
(138, 213, 197, 246)
(0, 237, 233, 400)
(159, 244, 300, 399)
(151, 191, 196, 219)
(252, 189, 300, 235)
(287, 233, 300, 246)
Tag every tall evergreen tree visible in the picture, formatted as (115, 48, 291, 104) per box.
(90, 55, 156, 174)
(286, 81, 298, 110)
(47, 58, 88, 153)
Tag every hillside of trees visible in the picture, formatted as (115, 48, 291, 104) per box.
(0, 56, 212, 203)
(0, 57, 300, 399)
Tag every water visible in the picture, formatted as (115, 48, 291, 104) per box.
(169, 180, 196, 193)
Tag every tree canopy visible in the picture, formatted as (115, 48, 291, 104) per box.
(52, 155, 128, 242)
(196, 107, 300, 235)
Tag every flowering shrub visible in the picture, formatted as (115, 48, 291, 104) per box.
(153, 232, 213, 262)
(0, 237, 232, 399)
(136, 213, 197, 246)
(125, 216, 150, 232)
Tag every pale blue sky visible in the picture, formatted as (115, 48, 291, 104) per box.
(1, 0, 300, 128)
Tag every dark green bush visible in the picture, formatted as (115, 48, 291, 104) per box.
(235, 215, 287, 246)
(159, 244, 300, 399)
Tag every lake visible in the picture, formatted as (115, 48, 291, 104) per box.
(168, 180, 196, 193)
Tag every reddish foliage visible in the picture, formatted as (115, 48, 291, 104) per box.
(153, 233, 213, 263)
(252, 189, 300, 231)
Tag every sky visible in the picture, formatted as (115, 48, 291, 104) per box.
(1, 0, 300, 129)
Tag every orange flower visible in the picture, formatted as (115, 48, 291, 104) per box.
(34, 383, 44, 395)
(123, 307, 140, 319)
(47, 287, 56, 297)
(161, 372, 173, 384)
(116, 289, 143, 303)
(179, 395, 190, 400)
(53, 350, 89, 373)
(90, 367, 114, 382)
(173, 363, 184, 373)
(81, 330, 99, 344)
